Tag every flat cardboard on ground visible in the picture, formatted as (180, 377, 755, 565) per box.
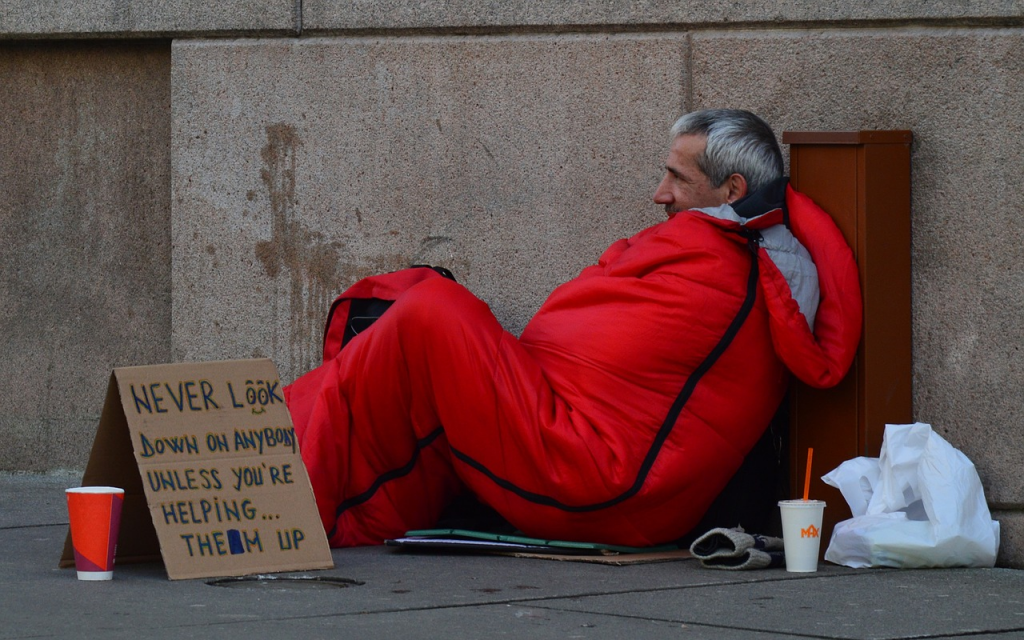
(506, 549, 691, 564)
(385, 530, 691, 565)
(60, 359, 333, 580)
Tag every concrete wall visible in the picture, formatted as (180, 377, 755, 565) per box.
(170, 34, 684, 378)
(0, 40, 171, 470)
(4, 1, 1024, 564)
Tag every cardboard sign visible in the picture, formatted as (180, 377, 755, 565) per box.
(61, 359, 333, 580)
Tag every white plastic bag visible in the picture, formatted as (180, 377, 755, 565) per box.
(822, 422, 1000, 568)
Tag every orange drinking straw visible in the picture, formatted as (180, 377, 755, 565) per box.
(802, 448, 814, 501)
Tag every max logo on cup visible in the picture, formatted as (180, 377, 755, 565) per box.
(801, 524, 820, 538)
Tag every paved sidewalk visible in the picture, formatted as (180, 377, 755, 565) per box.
(3, 472, 1024, 640)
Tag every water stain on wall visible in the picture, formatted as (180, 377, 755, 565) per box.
(254, 123, 450, 378)
(255, 123, 343, 375)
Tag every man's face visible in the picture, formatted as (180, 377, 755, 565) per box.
(653, 134, 732, 216)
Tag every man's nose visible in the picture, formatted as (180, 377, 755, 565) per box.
(653, 176, 672, 204)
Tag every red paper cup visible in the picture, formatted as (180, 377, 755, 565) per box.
(66, 487, 124, 581)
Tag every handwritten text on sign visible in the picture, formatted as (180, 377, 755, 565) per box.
(115, 360, 331, 579)
(128, 378, 282, 416)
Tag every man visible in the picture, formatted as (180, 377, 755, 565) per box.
(654, 109, 781, 212)
(286, 109, 862, 548)
(651, 110, 811, 537)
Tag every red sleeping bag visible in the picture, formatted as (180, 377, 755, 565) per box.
(285, 183, 862, 547)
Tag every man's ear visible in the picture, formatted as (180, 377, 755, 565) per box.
(724, 173, 748, 204)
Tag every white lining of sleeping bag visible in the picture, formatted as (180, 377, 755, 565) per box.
(695, 204, 820, 331)
(759, 225, 819, 331)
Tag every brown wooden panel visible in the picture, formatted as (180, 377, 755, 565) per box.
(790, 371, 859, 507)
(788, 144, 862, 529)
(784, 131, 912, 554)
(789, 145, 860, 248)
(860, 143, 913, 456)
(783, 130, 913, 145)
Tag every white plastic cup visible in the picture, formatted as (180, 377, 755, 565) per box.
(778, 499, 825, 572)
(66, 487, 125, 581)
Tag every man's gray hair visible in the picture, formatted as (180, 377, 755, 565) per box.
(670, 109, 783, 195)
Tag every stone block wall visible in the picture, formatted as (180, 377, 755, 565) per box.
(0, 40, 171, 470)
(170, 34, 684, 378)
(4, 1, 1024, 565)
